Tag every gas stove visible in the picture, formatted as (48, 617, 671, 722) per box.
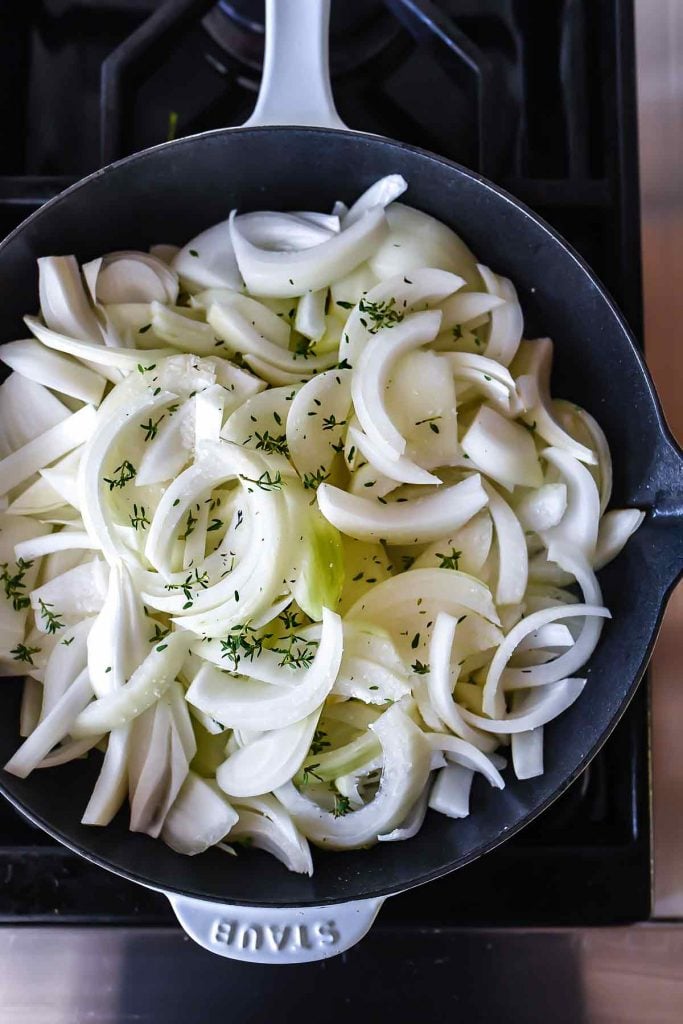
(0, 0, 649, 927)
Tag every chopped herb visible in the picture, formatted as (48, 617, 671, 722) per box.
(294, 336, 314, 358)
(352, 571, 364, 582)
(207, 518, 223, 533)
(179, 509, 197, 541)
(272, 633, 319, 670)
(156, 643, 168, 652)
(302, 763, 323, 784)
(0, 558, 34, 611)
(61, 636, 75, 646)
(128, 503, 150, 531)
(163, 567, 210, 605)
(172, 499, 180, 507)
(37, 599, 64, 635)
(483, 374, 492, 382)
(411, 632, 420, 649)
(523, 420, 537, 435)
(415, 415, 442, 428)
(11, 643, 40, 665)
(103, 460, 136, 491)
(240, 470, 283, 492)
(148, 623, 170, 644)
(310, 730, 331, 756)
(358, 295, 404, 334)
(253, 430, 289, 456)
(401, 555, 415, 570)
(452, 324, 462, 339)
(138, 324, 152, 335)
(332, 792, 352, 818)
(336, 358, 352, 370)
(302, 467, 330, 492)
(189, 249, 199, 257)
(322, 414, 346, 431)
(363, 480, 376, 488)
(336, 300, 354, 309)
(278, 608, 301, 630)
(436, 548, 462, 571)
(411, 660, 430, 675)
(140, 414, 164, 442)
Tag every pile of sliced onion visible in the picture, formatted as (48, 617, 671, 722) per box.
(0, 175, 642, 872)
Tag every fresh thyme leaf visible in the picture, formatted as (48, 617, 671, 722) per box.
(179, 509, 197, 541)
(129, 504, 150, 531)
(148, 623, 170, 644)
(207, 518, 223, 533)
(322, 414, 346, 432)
(358, 296, 404, 334)
(310, 730, 331, 756)
(302, 763, 324, 785)
(0, 558, 34, 611)
(411, 660, 430, 675)
(139, 415, 164, 442)
(38, 599, 64, 635)
(11, 643, 41, 665)
(436, 548, 461, 570)
(253, 430, 289, 456)
(278, 608, 301, 630)
(336, 300, 354, 309)
(301, 467, 330, 491)
(332, 792, 352, 817)
(240, 470, 283, 491)
(103, 460, 136, 490)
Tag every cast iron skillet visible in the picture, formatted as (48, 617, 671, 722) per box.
(0, 1, 681, 962)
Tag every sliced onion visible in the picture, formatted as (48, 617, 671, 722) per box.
(425, 732, 504, 787)
(207, 303, 333, 373)
(88, 251, 178, 305)
(186, 607, 343, 730)
(277, 702, 431, 848)
(172, 219, 243, 292)
(230, 207, 388, 298)
(347, 424, 441, 486)
(1, 339, 106, 406)
(369, 204, 479, 288)
(14, 531, 97, 562)
(0, 404, 96, 498)
(426, 613, 499, 752)
(411, 510, 493, 576)
(286, 368, 352, 479)
(515, 483, 567, 532)
(440, 291, 505, 331)
(227, 802, 312, 874)
(87, 563, 148, 697)
(483, 480, 528, 605)
(541, 447, 601, 559)
(30, 559, 109, 628)
(25, 316, 172, 371)
(38, 256, 103, 342)
(514, 340, 597, 464)
(482, 602, 609, 715)
(0, 373, 70, 456)
(295, 288, 328, 341)
(461, 405, 543, 490)
(462, 676, 587, 734)
(317, 473, 488, 546)
(343, 174, 408, 227)
(160, 772, 238, 855)
(70, 630, 187, 737)
(81, 727, 130, 826)
(5, 668, 93, 778)
(378, 783, 430, 841)
(352, 309, 442, 459)
(594, 508, 645, 570)
(511, 717, 544, 779)
(428, 764, 474, 818)
(476, 264, 523, 366)
(216, 710, 320, 798)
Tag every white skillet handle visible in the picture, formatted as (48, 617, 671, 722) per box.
(167, 893, 385, 964)
(244, 0, 347, 130)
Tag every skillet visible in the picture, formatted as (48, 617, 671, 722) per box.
(0, 0, 681, 962)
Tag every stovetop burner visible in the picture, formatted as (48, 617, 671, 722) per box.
(0, 0, 650, 927)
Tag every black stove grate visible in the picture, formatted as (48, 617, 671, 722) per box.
(0, 0, 650, 926)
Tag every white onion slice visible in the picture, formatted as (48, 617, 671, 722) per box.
(89, 251, 178, 305)
(462, 677, 587, 734)
(426, 613, 499, 752)
(186, 607, 343, 730)
(230, 207, 388, 297)
(286, 368, 352, 479)
(483, 480, 528, 605)
(347, 424, 441, 486)
(339, 267, 462, 367)
(411, 510, 493, 576)
(295, 288, 328, 341)
(30, 559, 109, 626)
(428, 764, 474, 818)
(25, 316, 172, 371)
(511, 717, 544, 779)
(70, 630, 187, 737)
(343, 174, 408, 227)
(440, 291, 505, 331)
(226, 803, 312, 874)
(352, 309, 443, 459)
(5, 668, 93, 778)
(172, 219, 243, 291)
(541, 447, 601, 559)
(476, 264, 523, 366)
(515, 482, 567, 532)
(317, 473, 488, 545)
(461, 405, 543, 490)
(378, 783, 430, 841)
(0, 404, 96, 498)
(1, 339, 106, 406)
(276, 702, 432, 849)
(161, 772, 238, 855)
(207, 303, 333, 373)
(482, 602, 609, 715)
(14, 531, 97, 562)
(425, 732, 505, 787)
(594, 508, 645, 570)
(216, 710, 320, 798)
(38, 256, 103, 342)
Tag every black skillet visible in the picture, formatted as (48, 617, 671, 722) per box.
(0, 0, 681, 963)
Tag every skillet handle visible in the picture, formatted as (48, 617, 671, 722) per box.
(166, 892, 385, 963)
(243, 0, 346, 130)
